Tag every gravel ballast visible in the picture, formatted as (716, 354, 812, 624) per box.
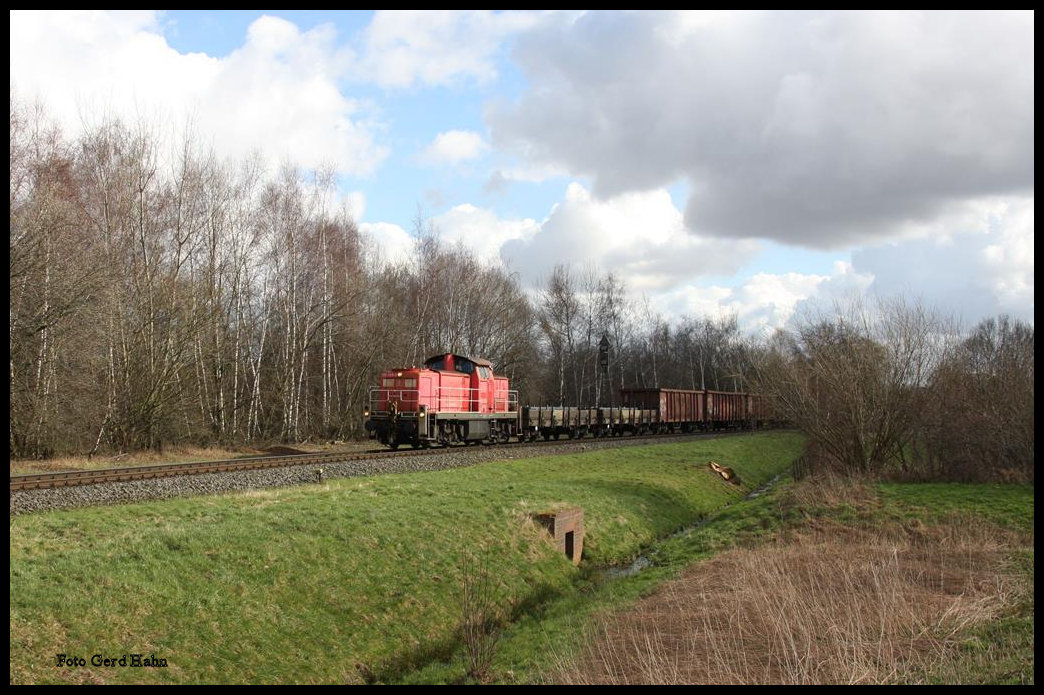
(11, 435, 720, 515)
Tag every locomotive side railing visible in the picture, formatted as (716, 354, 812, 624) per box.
(493, 390, 519, 412)
(368, 386, 519, 414)
(368, 388, 421, 413)
(431, 385, 477, 412)
(434, 386, 519, 413)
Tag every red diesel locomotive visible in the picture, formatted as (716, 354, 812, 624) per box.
(365, 352, 772, 448)
(365, 353, 519, 448)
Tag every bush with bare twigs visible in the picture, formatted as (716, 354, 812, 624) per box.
(458, 548, 506, 683)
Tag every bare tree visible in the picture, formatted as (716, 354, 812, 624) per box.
(10, 98, 103, 456)
(753, 297, 954, 477)
(922, 315, 1034, 481)
(594, 271, 631, 396)
(675, 314, 741, 391)
(538, 265, 580, 405)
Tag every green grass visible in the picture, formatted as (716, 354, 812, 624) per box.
(10, 431, 804, 684)
(877, 481, 1035, 531)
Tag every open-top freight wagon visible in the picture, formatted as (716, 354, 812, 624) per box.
(618, 388, 770, 431)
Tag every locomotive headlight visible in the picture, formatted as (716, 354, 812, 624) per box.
(419, 405, 426, 418)
(364, 409, 370, 418)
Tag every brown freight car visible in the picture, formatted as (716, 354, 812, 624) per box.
(620, 387, 706, 432)
(705, 390, 749, 429)
(620, 387, 765, 431)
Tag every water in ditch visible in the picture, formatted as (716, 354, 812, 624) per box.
(596, 472, 784, 580)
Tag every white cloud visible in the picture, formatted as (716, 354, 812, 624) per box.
(851, 195, 1034, 326)
(490, 10, 1034, 249)
(981, 199, 1034, 314)
(652, 262, 875, 336)
(366, 182, 1033, 335)
(359, 222, 416, 267)
(714, 198, 1037, 335)
(484, 163, 572, 193)
(364, 181, 762, 307)
(501, 182, 761, 292)
(419, 130, 488, 166)
(10, 11, 387, 177)
(433, 204, 540, 263)
(360, 205, 539, 270)
(342, 190, 367, 220)
(11, 11, 215, 128)
(355, 10, 546, 88)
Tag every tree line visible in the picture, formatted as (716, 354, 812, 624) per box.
(9, 100, 752, 458)
(753, 300, 1033, 482)
(10, 98, 1032, 482)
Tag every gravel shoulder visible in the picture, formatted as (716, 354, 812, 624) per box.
(10, 435, 717, 515)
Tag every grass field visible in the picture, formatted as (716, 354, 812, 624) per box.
(10, 431, 803, 684)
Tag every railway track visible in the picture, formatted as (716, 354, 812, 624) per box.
(10, 430, 735, 492)
(9, 448, 427, 492)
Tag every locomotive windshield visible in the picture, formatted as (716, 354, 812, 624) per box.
(425, 354, 473, 374)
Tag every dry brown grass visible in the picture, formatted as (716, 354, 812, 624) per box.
(551, 492, 1030, 684)
(9, 440, 377, 475)
(10, 444, 255, 474)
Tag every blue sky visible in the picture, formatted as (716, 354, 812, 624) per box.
(10, 11, 1034, 334)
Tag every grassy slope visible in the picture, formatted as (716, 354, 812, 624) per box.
(10, 431, 804, 684)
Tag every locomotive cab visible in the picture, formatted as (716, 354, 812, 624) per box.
(426, 354, 496, 413)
